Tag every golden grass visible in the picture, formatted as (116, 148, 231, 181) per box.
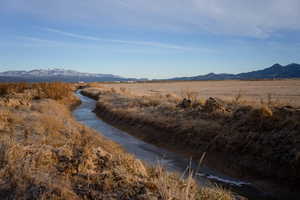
(82, 85, 300, 187)
(0, 83, 234, 200)
(102, 80, 300, 107)
(0, 82, 73, 100)
(0, 82, 79, 111)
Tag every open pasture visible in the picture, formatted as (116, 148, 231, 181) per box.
(103, 80, 300, 106)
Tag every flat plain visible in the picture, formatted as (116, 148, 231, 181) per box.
(104, 79, 300, 106)
(83, 79, 300, 198)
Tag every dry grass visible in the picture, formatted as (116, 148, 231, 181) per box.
(180, 90, 205, 108)
(0, 83, 234, 200)
(0, 82, 78, 109)
(34, 82, 72, 100)
(82, 85, 300, 187)
(103, 80, 300, 107)
(0, 82, 72, 100)
(148, 162, 233, 200)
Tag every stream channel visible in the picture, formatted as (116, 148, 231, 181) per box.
(73, 90, 280, 200)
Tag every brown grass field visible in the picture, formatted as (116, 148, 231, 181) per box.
(82, 80, 300, 196)
(102, 80, 300, 107)
(0, 82, 234, 200)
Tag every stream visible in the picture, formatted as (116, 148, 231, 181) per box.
(73, 91, 277, 200)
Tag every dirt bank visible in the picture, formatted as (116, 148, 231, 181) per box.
(81, 86, 300, 196)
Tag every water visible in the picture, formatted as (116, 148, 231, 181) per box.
(73, 91, 278, 200)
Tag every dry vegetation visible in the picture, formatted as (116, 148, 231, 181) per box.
(0, 82, 78, 108)
(0, 82, 72, 99)
(103, 80, 300, 107)
(81, 83, 300, 189)
(0, 82, 234, 200)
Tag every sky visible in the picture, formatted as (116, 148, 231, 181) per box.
(0, 0, 300, 79)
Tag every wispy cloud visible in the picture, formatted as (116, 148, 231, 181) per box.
(44, 28, 100, 41)
(43, 28, 212, 52)
(17, 36, 100, 48)
(18, 33, 215, 54)
(2, 0, 300, 38)
(17, 36, 67, 47)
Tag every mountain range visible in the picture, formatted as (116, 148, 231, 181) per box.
(169, 63, 300, 81)
(0, 68, 144, 82)
(0, 63, 299, 82)
(0, 68, 122, 78)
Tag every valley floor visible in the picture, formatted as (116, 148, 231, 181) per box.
(103, 80, 300, 107)
(81, 83, 300, 198)
(0, 83, 233, 200)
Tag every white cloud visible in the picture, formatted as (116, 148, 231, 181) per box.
(44, 28, 213, 52)
(44, 28, 101, 41)
(17, 36, 67, 47)
(2, 0, 300, 38)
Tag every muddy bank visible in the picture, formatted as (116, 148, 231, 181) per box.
(80, 87, 300, 199)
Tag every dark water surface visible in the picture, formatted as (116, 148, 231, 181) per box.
(73, 91, 279, 200)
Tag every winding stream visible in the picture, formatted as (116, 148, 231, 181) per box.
(73, 91, 277, 200)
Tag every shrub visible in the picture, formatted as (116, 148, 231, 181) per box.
(0, 82, 72, 100)
(180, 89, 204, 108)
(35, 82, 72, 100)
(0, 84, 8, 96)
(232, 90, 243, 105)
(120, 87, 127, 93)
(181, 90, 199, 102)
(0, 109, 10, 129)
(0, 82, 30, 96)
(110, 87, 117, 93)
(260, 105, 273, 117)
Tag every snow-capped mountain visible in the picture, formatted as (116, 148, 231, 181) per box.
(0, 68, 143, 82)
(0, 68, 122, 78)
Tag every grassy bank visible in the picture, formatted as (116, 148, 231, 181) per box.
(81, 86, 300, 190)
(0, 82, 233, 200)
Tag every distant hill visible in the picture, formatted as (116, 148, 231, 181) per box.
(1, 63, 300, 83)
(0, 68, 146, 82)
(170, 63, 300, 81)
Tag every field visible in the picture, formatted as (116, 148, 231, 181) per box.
(103, 80, 300, 107)
(1, 81, 298, 199)
(0, 82, 234, 200)
(82, 80, 300, 197)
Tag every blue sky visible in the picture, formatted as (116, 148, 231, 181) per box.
(1, 0, 300, 78)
